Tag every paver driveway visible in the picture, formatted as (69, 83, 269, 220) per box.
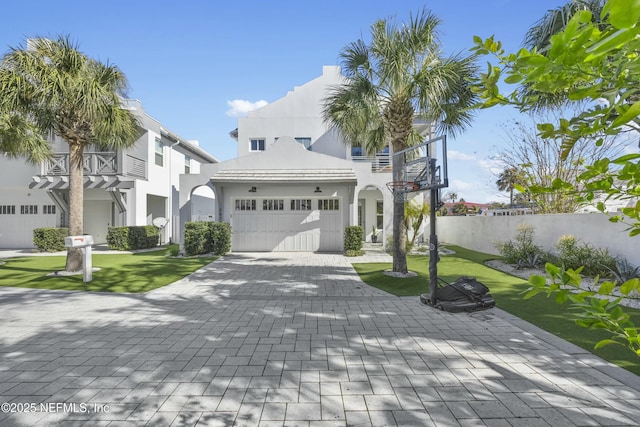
(1, 252, 639, 426)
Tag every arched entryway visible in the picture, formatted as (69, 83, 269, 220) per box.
(190, 184, 217, 222)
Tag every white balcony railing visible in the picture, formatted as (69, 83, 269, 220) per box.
(351, 154, 391, 172)
(41, 152, 146, 179)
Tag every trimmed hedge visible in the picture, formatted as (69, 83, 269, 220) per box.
(344, 225, 363, 254)
(33, 227, 69, 252)
(107, 226, 159, 251)
(184, 221, 231, 256)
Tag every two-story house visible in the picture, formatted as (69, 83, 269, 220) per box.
(179, 65, 432, 252)
(0, 99, 218, 248)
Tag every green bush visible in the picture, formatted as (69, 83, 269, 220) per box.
(33, 228, 69, 252)
(184, 221, 231, 256)
(209, 222, 231, 256)
(107, 226, 159, 251)
(553, 235, 616, 277)
(344, 226, 363, 253)
(495, 223, 547, 268)
(344, 249, 366, 257)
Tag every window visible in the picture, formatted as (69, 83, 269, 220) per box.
(376, 200, 383, 229)
(155, 138, 163, 166)
(250, 138, 265, 151)
(295, 137, 312, 150)
(235, 199, 256, 211)
(291, 199, 312, 211)
(20, 205, 38, 214)
(0, 205, 15, 215)
(351, 146, 363, 157)
(263, 199, 284, 211)
(184, 155, 191, 174)
(318, 199, 339, 211)
(43, 205, 56, 215)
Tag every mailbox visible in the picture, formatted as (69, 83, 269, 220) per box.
(64, 235, 95, 248)
(64, 235, 94, 282)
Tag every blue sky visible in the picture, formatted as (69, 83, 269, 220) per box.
(1, 0, 571, 202)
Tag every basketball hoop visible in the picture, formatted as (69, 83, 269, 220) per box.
(386, 181, 420, 195)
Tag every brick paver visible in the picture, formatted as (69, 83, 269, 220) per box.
(1, 251, 639, 426)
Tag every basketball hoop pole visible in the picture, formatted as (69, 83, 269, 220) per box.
(428, 158, 439, 306)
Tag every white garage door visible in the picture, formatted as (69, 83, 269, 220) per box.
(232, 198, 342, 252)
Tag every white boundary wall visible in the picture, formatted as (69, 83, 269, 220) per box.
(437, 213, 640, 266)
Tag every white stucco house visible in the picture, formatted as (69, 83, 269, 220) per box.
(0, 99, 218, 248)
(179, 65, 432, 252)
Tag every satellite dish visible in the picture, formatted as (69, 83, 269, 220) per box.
(152, 217, 169, 229)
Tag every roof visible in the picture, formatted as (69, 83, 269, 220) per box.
(160, 128, 219, 164)
(210, 169, 357, 184)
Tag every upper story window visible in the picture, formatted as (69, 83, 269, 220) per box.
(250, 138, 265, 152)
(295, 137, 312, 151)
(155, 138, 163, 166)
(184, 155, 191, 174)
(351, 147, 363, 157)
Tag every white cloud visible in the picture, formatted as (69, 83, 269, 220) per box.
(448, 150, 476, 161)
(225, 99, 268, 117)
(477, 158, 504, 176)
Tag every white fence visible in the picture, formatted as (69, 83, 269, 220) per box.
(436, 213, 640, 266)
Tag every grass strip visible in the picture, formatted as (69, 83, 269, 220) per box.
(0, 246, 216, 293)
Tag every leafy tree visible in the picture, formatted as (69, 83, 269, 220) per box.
(472, 0, 640, 355)
(323, 9, 478, 273)
(0, 36, 139, 272)
(444, 191, 458, 203)
(452, 202, 467, 216)
(472, 0, 640, 234)
(404, 199, 429, 249)
(496, 115, 622, 213)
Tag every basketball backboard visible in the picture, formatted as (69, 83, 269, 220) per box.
(391, 135, 448, 192)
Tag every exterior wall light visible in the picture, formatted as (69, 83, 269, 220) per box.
(249, 186, 257, 193)
(314, 186, 322, 193)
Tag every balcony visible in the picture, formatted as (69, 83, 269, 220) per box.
(40, 152, 146, 178)
(30, 151, 146, 190)
(351, 154, 391, 173)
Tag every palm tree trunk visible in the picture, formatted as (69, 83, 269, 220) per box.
(392, 143, 408, 273)
(65, 142, 84, 272)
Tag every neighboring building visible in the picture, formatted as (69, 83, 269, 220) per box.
(180, 66, 433, 252)
(0, 99, 218, 248)
(441, 201, 490, 216)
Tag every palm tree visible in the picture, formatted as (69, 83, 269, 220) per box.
(496, 167, 526, 208)
(524, 0, 606, 52)
(323, 9, 477, 273)
(0, 36, 139, 272)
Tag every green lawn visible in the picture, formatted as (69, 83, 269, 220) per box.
(0, 247, 217, 293)
(353, 246, 640, 375)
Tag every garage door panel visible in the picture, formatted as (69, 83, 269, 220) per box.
(232, 208, 341, 252)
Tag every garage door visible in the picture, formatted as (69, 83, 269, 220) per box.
(232, 198, 342, 252)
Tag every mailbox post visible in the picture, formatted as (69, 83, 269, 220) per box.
(64, 235, 95, 282)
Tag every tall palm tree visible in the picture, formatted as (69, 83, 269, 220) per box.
(0, 36, 139, 272)
(323, 9, 477, 273)
(496, 167, 526, 208)
(524, 0, 606, 52)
